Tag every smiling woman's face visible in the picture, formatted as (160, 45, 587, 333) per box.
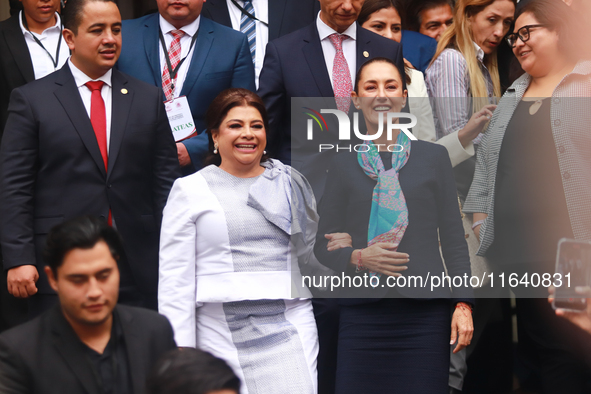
(212, 105, 266, 176)
(468, 0, 515, 55)
(352, 61, 407, 136)
(511, 12, 561, 78)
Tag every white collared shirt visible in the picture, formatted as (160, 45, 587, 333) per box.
(68, 59, 113, 153)
(159, 15, 200, 99)
(19, 11, 69, 80)
(226, 0, 268, 87)
(316, 12, 357, 91)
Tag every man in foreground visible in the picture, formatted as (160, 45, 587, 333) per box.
(0, 216, 176, 394)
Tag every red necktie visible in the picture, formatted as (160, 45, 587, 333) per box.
(85, 81, 111, 225)
(328, 33, 353, 113)
(162, 30, 185, 101)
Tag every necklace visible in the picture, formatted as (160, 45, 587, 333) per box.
(528, 99, 544, 115)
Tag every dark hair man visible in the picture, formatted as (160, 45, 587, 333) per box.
(0, 0, 180, 317)
(0, 216, 176, 394)
(407, 0, 453, 41)
(147, 348, 241, 394)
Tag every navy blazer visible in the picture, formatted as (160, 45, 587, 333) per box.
(0, 65, 180, 294)
(117, 14, 256, 172)
(314, 141, 474, 304)
(258, 22, 404, 198)
(400, 30, 437, 73)
(201, 0, 320, 41)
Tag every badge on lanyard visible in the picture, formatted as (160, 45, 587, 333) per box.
(164, 96, 197, 142)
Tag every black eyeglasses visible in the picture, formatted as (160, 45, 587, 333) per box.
(506, 24, 546, 48)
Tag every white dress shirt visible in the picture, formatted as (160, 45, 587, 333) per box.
(19, 11, 69, 80)
(159, 15, 200, 99)
(68, 59, 113, 153)
(226, 0, 268, 86)
(316, 12, 356, 91)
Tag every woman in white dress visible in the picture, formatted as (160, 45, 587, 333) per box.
(158, 88, 319, 394)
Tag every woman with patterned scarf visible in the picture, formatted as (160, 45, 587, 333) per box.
(314, 57, 474, 394)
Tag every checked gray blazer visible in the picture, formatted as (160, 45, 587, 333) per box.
(463, 60, 591, 256)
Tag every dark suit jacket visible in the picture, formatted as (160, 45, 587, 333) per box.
(257, 22, 404, 198)
(117, 14, 256, 172)
(314, 141, 474, 303)
(201, 0, 320, 41)
(400, 30, 437, 73)
(0, 64, 180, 294)
(0, 305, 176, 394)
(0, 14, 35, 142)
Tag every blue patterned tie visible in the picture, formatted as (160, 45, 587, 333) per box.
(240, 0, 256, 64)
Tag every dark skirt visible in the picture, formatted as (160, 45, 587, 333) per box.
(336, 298, 451, 394)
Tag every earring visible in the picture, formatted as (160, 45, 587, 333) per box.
(263, 150, 267, 155)
(213, 143, 218, 154)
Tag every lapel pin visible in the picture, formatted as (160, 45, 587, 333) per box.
(121, 88, 128, 94)
(363, 51, 369, 58)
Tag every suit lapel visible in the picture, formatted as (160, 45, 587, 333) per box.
(143, 14, 163, 90)
(107, 70, 132, 179)
(53, 65, 107, 178)
(302, 24, 333, 97)
(4, 14, 35, 83)
(117, 307, 145, 393)
(355, 24, 372, 74)
(50, 307, 101, 394)
(180, 17, 215, 98)
(268, 0, 287, 41)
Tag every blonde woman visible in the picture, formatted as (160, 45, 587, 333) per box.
(425, 0, 514, 170)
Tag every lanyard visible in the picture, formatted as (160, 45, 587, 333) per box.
(158, 29, 199, 83)
(22, 12, 63, 69)
(230, 0, 269, 27)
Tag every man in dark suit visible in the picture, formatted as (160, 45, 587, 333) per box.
(0, 0, 69, 331)
(200, 0, 319, 85)
(258, 0, 404, 197)
(117, 0, 256, 173)
(0, 0, 180, 316)
(257, 1, 403, 392)
(0, 216, 177, 394)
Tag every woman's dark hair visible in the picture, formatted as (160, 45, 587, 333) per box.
(516, 0, 582, 61)
(358, 0, 402, 26)
(147, 348, 240, 394)
(44, 216, 123, 276)
(204, 88, 270, 167)
(354, 57, 405, 93)
(357, 0, 411, 85)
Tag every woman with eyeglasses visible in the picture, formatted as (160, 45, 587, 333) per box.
(464, 0, 591, 391)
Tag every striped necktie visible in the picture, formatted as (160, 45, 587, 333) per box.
(240, 0, 256, 64)
(162, 29, 185, 101)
